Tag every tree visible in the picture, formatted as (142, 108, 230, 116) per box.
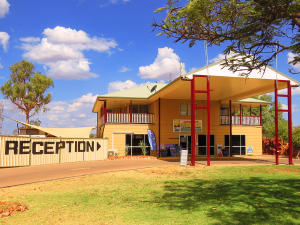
(1, 60, 54, 123)
(154, 0, 300, 75)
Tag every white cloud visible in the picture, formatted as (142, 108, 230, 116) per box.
(209, 52, 237, 64)
(288, 52, 300, 72)
(293, 86, 300, 95)
(19, 37, 40, 43)
(138, 47, 185, 80)
(280, 103, 298, 112)
(119, 66, 130, 72)
(0, 63, 3, 69)
(100, 0, 130, 7)
(21, 26, 118, 80)
(0, 0, 9, 18)
(0, 32, 9, 51)
(108, 80, 137, 93)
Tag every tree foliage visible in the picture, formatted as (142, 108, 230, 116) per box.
(154, 0, 300, 75)
(1, 60, 54, 123)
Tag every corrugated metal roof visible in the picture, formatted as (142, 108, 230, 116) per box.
(237, 98, 270, 104)
(100, 83, 167, 99)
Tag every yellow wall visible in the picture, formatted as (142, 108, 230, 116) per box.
(103, 124, 149, 156)
(99, 98, 263, 156)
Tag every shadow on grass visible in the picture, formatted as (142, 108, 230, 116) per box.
(155, 177, 300, 225)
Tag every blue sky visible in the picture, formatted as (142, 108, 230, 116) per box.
(0, 0, 299, 134)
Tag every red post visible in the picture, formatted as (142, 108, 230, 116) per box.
(275, 81, 279, 165)
(260, 105, 262, 126)
(240, 104, 242, 125)
(104, 100, 107, 124)
(130, 103, 132, 123)
(207, 77, 211, 166)
(288, 81, 293, 165)
(191, 77, 196, 166)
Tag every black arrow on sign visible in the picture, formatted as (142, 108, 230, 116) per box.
(97, 143, 101, 151)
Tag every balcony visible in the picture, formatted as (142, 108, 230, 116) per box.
(220, 115, 261, 126)
(101, 113, 154, 124)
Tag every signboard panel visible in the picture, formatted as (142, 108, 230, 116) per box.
(173, 120, 202, 132)
(180, 150, 188, 166)
(0, 136, 108, 167)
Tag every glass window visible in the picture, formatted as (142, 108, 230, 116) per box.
(180, 104, 188, 116)
(220, 107, 229, 116)
(125, 134, 150, 156)
(224, 135, 246, 155)
(198, 135, 215, 156)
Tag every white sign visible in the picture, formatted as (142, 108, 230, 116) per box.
(180, 150, 188, 166)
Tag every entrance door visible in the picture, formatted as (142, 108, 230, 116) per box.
(179, 135, 191, 154)
(198, 135, 215, 156)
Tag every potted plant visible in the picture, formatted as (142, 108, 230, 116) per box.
(139, 140, 148, 156)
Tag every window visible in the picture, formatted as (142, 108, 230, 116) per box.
(198, 135, 215, 156)
(224, 135, 246, 155)
(220, 107, 229, 116)
(132, 105, 149, 113)
(125, 134, 150, 155)
(180, 103, 191, 116)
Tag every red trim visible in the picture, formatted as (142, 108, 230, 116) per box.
(288, 81, 293, 165)
(196, 106, 208, 109)
(278, 94, 288, 97)
(278, 109, 289, 112)
(195, 90, 208, 93)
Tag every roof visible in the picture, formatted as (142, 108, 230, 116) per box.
(15, 120, 95, 138)
(236, 98, 270, 104)
(100, 83, 167, 99)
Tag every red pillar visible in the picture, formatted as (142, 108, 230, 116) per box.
(207, 77, 211, 166)
(288, 81, 293, 165)
(191, 77, 196, 166)
(130, 103, 132, 123)
(275, 81, 279, 165)
(229, 100, 233, 157)
(104, 100, 107, 124)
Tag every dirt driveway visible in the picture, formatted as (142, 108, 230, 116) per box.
(0, 155, 299, 188)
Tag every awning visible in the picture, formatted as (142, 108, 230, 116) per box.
(15, 120, 95, 138)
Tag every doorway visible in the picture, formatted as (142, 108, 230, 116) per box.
(179, 135, 191, 154)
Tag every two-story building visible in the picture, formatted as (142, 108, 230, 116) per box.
(92, 59, 299, 163)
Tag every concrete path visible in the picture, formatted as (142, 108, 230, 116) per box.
(0, 156, 299, 188)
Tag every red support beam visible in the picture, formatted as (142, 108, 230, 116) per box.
(130, 103, 132, 123)
(229, 100, 232, 156)
(196, 106, 208, 109)
(278, 94, 288, 97)
(191, 77, 196, 166)
(207, 77, 211, 166)
(288, 81, 293, 165)
(275, 81, 279, 165)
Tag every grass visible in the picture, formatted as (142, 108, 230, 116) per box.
(0, 165, 300, 225)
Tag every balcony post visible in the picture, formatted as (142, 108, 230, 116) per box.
(130, 103, 132, 123)
(240, 104, 242, 125)
(260, 105, 262, 126)
(104, 100, 107, 124)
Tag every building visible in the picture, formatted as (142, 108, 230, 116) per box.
(92, 59, 299, 165)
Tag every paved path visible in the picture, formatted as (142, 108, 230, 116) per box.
(0, 156, 299, 188)
(0, 159, 173, 188)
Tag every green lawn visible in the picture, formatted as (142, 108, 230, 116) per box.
(1, 165, 300, 225)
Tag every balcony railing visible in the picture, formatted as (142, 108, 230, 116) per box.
(220, 115, 261, 126)
(101, 113, 154, 124)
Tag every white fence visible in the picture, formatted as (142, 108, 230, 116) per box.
(103, 113, 154, 124)
(0, 136, 108, 167)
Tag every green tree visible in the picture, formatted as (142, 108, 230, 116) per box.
(1, 60, 54, 123)
(154, 0, 300, 75)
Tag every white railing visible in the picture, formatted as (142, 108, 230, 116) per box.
(101, 113, 154, 124)
(220, 115, 261, 126)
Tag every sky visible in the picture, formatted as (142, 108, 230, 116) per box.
(0, 0, 299, 134)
